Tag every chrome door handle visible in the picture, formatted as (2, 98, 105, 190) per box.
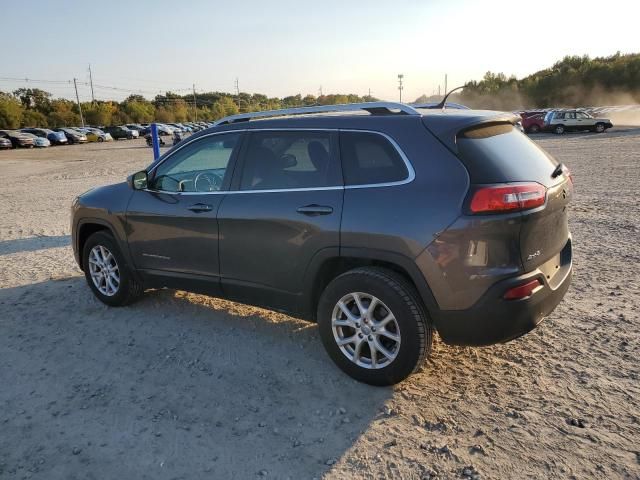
(296, 204, 333, 216)
(188, 203, 212, 212)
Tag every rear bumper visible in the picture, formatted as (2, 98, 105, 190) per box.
(434, 238, 572, 346)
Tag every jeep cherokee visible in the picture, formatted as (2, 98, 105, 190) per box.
(71, 102, 573, 385)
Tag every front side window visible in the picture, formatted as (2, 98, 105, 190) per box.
(240, 131, 339, 190)
(565, 112, 576, 120)
(340, 131, 409, 186)
(150, 133, 241, 192)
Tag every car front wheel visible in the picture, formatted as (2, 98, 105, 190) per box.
(595, 122, 606, 133)
(317, 267, 432, 386)
(82, 231, 143, 306)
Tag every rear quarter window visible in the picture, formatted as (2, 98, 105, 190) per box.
(340, 132, 409, 186)
(456, 123, 558, 186)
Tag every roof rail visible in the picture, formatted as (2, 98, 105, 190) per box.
(412, 102, 470, 110)
(213, 102, 420, 126)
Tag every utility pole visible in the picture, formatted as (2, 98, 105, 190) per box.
(368, 88, 371, 99)
(234, 78, 240, 110)
(88, 64, 95, 103)
(438, 85, 441, 96)
(73, 78, 84, 127)
(318, 85, 323, 97)
(397, 74, 404, 103)
(192, 83, 197, 121)
(444, 74, 448, 94)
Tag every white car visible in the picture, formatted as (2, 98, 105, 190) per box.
(544, 110, 613, 134)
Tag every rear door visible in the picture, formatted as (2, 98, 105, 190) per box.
(217, 129, 343, 312)
(563, 111, 577, 130)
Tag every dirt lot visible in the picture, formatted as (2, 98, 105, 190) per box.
(1, 131, 639, 480)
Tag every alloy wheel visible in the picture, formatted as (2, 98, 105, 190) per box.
(88, 245, 120, 296)
(331, 292, 401, 369)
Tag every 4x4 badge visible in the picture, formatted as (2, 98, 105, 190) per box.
(527, 250, 541, 261)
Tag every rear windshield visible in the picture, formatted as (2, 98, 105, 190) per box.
(456, 123, 558, 186)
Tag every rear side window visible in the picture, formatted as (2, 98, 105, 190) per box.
(240, 131, 340, 190)
(340, 132, 408, 186)
(456, 123, 558, 186)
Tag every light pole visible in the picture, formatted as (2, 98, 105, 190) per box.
(397, 74, 404, 103)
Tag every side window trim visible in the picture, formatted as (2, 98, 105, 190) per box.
(339, 129, 415, 190)
(146, 128, 414, 194)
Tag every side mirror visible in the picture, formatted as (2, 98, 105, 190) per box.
(129, 170, 148, 190)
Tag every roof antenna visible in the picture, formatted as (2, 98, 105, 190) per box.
(436, 85, 466, 111)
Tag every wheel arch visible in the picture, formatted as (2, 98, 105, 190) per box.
(76, 218, 134, 274)
(301, 247, 439, 322)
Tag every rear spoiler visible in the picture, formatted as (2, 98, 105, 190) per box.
(421, 111, 520, 152)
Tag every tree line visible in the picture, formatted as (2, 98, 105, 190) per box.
(416, 52, 640, 110)
(1, 52, 638, 129)
(0, 88, 376, 129)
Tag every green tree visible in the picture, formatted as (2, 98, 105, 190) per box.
(84, 102, 117, 126)
(47, 99, 80, 127)
(13, 88, 52, 114)
(21, 110, 48, 127)
(0, 93, 24, 129)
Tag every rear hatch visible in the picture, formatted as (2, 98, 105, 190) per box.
(424, 116, 572, 271)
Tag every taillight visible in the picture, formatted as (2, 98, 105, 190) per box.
(469, 183, 546, 214)
(503, 278, 543, 300)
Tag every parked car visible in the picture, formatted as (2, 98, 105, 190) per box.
(55, 127, 88, 144)
(138, 124, 172, 136)
(126, 123, 144, 131)
(544, 109, 613, 134)
(0, 130, 35, 148)
(103, 125, 136, 140)
(0, 137, 12, 149)
(21, 128, 68, 145)
(79, 127, 113, 142)
(20, 132, 50, 147)
(71, 102, 573, 386)
(155, 123, 174, 136)
(521, 113, 546, 133)
(168, 123, 188, 133)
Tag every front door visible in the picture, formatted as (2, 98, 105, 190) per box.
(126, 131, 243, 281)
(218, 130, 343, 312)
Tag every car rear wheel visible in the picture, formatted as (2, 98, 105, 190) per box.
(529, 124, 540, 134)
(595, 122, 605, 133)
(82, 231, 143, 307)
(317, 267, 432, 386)
(554, 125, 565, 134)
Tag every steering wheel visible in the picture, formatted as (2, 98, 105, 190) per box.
(194, 172, 223, 192)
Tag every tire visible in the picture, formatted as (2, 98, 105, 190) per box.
(529, 124, 540, 134)
(97, 137, 104, 142)
(554, 125, 565, 135)
(82, 231, 143, 307)
(317, 267, 432, 386)
(595, 122, 605, 133)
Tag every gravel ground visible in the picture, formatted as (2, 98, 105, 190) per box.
(0, 131, 639, 479)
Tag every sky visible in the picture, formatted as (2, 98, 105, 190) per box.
(1, 0, 638, 103)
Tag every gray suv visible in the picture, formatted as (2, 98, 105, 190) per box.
(71, 102, 573, 385)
